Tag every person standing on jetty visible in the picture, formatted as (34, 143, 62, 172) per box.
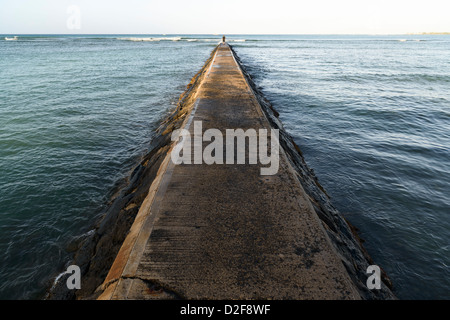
(222, 35, 226, 43)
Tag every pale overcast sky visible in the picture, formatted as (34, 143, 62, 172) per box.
(0, 0, 449, 34)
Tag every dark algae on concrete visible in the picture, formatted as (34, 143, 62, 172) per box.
(47, 44, 395, 300)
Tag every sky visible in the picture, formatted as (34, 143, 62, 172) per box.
(0, 0, 449, 35)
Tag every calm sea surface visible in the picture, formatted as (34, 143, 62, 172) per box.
(0, 35, 448, 299)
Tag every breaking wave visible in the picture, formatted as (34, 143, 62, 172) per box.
(117, 36, 182, 42)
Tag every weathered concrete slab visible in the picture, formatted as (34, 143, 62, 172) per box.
(98, 43, 361, 300)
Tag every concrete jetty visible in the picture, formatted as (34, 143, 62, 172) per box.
(96, 43, 368, 300)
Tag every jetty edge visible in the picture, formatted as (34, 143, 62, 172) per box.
(47, 43, 395, 300)
(46, 45, 220, 300)
(229, 45, 395, 299)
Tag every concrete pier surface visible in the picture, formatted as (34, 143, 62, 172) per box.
(94, 43, 392, 300)
(98, 43, 359, 300)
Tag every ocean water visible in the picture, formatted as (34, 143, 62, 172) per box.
(0, 35, 449, 299)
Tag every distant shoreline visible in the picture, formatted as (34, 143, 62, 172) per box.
(407, 32, 450, 35)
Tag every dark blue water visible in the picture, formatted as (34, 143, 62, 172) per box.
(0, 34, 448, 299)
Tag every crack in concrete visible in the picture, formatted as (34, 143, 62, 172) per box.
(123, 276, 184, 300)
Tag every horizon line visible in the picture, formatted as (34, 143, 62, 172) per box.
(1, 32, 449, 36)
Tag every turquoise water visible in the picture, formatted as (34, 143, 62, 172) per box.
(0, 35, 449, 299)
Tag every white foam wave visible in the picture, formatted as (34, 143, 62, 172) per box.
(117, 37, 182, 42)
(115, 37, 246, 43)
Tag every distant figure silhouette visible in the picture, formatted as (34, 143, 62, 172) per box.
(222, 35, 226, 43)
